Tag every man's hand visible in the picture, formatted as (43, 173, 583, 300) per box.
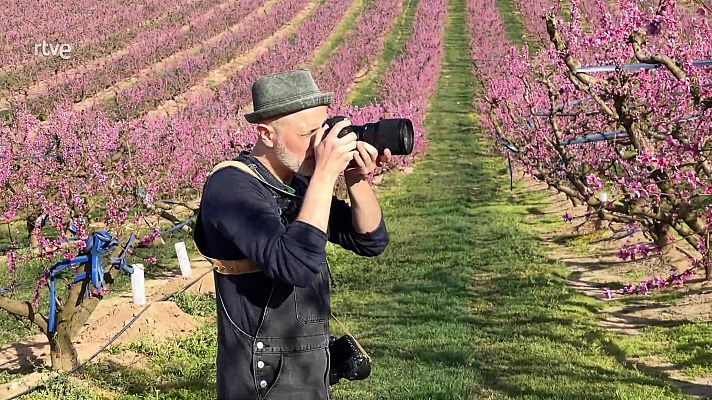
(297, 119, 357, 235)
(344, 142, 393, 184)
(312, 119, 358, 183)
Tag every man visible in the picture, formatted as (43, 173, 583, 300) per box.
(193, 68, 391, 399)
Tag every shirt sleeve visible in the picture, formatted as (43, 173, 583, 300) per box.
(327, 197, 389, 256)
(201, 168, 328, 288)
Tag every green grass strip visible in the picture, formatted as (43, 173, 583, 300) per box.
(346, 0, 419, 107)
(495, 0, 528, 46)
(328, 0, 695, 398)
(310, 0, 366, 69)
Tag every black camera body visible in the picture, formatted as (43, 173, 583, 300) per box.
(328, 334, 371, 386)
(325, 116, 414, 155)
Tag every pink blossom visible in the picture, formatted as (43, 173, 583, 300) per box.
(586, 174, 604, 191)
(603, 287, 612, 299)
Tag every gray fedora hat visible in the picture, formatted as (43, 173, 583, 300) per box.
(245, 68, 333, 123)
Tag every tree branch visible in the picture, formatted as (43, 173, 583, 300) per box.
(0, 296, 49, 335)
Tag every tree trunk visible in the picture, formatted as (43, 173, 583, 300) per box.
(45, 277, 104, 370)
(0, 249, 118, 370)
(26, 217, 39, 247)
(26, 214, 49, 247)
(652, 222, 673, 254)
(48, 329, 78, 371)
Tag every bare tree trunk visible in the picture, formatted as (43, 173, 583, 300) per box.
(49, 329, 78, 371)
(706, 231, 712, 281)
(652, 222, 673, 255)
(46, 271, 105, 370)
(26, 216, 39, 247)
(0, 264, 109, 371)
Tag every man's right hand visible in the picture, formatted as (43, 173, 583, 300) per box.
(311, 119, 358, 183)
(296, 119, 357, 234)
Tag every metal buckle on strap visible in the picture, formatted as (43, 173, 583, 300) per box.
(212, 258, 261, 275)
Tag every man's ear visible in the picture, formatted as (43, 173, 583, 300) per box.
(256, 123, 277, 148)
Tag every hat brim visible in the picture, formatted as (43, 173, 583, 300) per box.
(245, 92, 334, 123)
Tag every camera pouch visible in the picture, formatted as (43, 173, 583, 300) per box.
(328, 315, 371, 385)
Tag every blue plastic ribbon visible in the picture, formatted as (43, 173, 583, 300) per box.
(46, 231, 134, 333)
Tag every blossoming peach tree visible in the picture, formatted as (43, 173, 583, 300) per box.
(480, 0, 712, 286)
(0, 106, 207, 370)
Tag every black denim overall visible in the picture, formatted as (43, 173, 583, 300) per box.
(213, 160, 331, 400)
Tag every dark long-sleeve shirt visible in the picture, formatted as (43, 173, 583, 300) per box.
(193, 152, 388, 334)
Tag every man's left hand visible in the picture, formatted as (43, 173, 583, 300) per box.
(344, 141, 393, 184)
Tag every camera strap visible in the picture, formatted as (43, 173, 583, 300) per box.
(330, 312, 371, 359)
(209, 160, 301, 198)
(213, 160, 339, 283)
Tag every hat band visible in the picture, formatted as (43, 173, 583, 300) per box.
(254, 91, 322, 109)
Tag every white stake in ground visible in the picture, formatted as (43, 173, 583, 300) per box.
(175, 241, 192, 277)
(131, 264, 146, 305)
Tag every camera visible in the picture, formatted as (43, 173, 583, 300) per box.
(328, 334, 371, 386)
(325, 116, 414, 155)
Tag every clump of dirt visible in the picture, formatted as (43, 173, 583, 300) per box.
(186, 269, 215, 295)
(73, 300, 206, 346)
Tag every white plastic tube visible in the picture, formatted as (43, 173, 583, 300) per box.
(598, 191, 609, 203)
(175, 241, 192, 277)
(131, 263, 146, 305)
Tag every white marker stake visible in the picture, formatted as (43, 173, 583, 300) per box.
(131, 264, 146, 305)
(598, 191, 609, 203)
(175, 241, 192, 277)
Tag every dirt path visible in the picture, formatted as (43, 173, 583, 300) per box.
(520, 176, 712, 398)
(144, 0, 320, 119)
(72, 0, 285, 114)
(150, 0, 366, 121)
(0, 254, 216, 400)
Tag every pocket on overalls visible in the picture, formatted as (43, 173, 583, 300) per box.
(295, 266, 329, 324)
(265, 349, 329, 400)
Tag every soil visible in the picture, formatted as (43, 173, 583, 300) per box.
(145, 0, 318, 119)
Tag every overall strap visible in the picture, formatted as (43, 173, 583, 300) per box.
(209, 160, 302, 199)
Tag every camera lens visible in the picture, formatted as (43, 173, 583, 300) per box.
(326, 116, 414, 156)
(371, 118, 414, 156)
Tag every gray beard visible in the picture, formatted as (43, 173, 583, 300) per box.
(275, 139, 301, 174)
